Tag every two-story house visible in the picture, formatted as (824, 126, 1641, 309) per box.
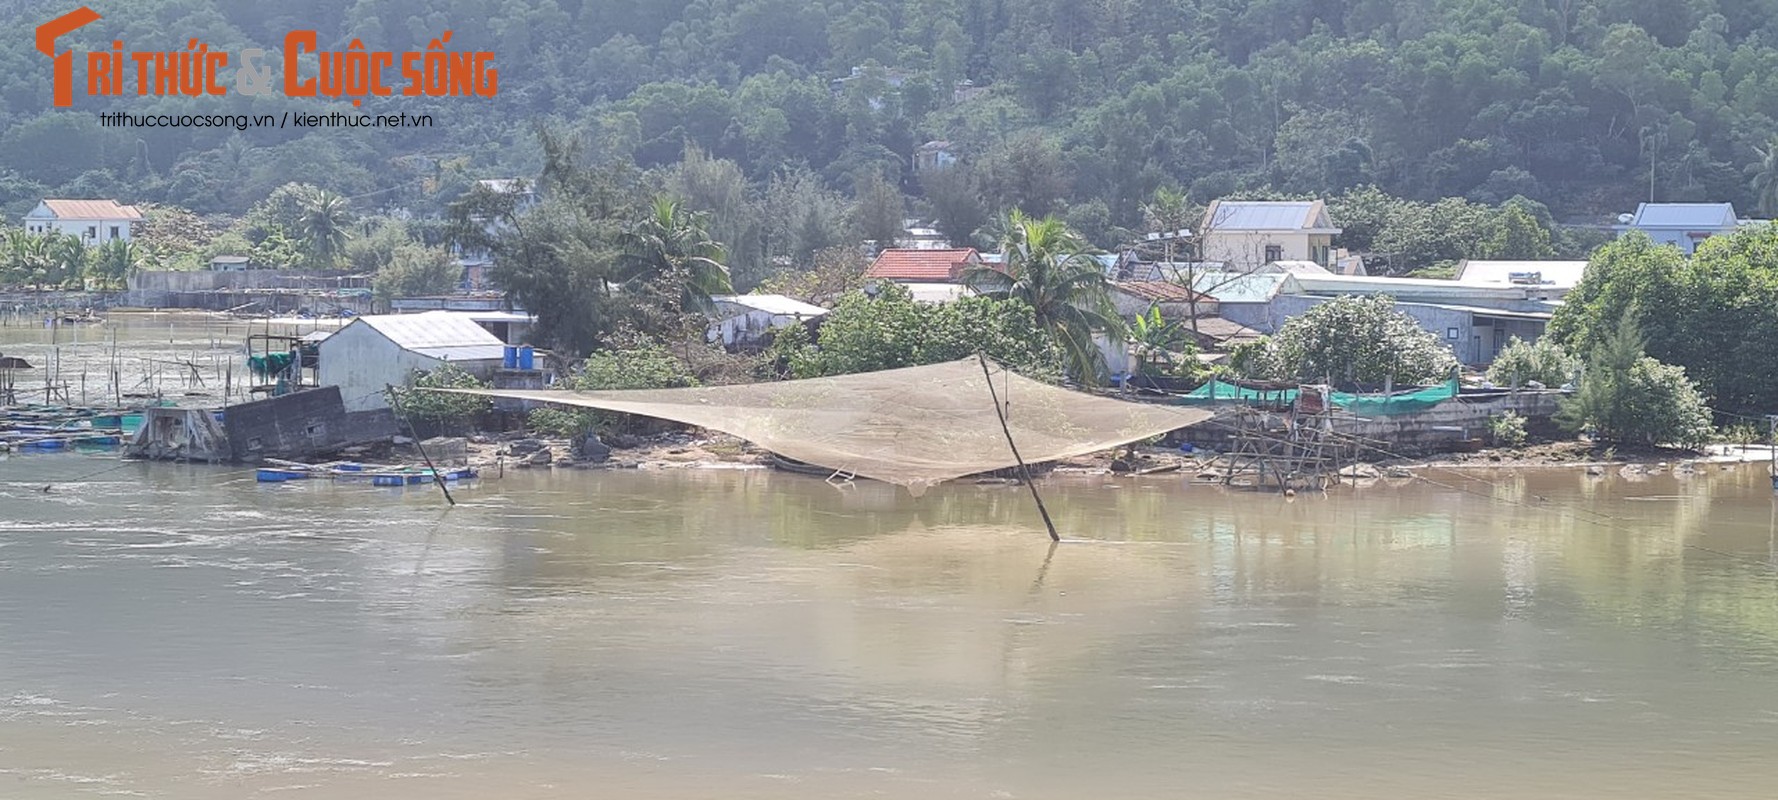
(22, 199, 142, 245)
(1198, 200, 1342, 271)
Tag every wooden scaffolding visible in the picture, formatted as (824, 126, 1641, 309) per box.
(1213, 385, 1344, 491)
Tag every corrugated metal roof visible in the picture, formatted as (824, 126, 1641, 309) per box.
(1261, 260, 1331, 275)
(354, 311, 506, 354)
(1190, 272, 1297, 303)
(1125, 261, 1229, 282)
(1403, 302, 1553, 321)
(1291, 274, 1536, 301)
(413, 344, 510, 361)
(1206, 201, 1331, 231)
(33, 199, 143, 220)
(1455, 260, 1588, 288)
(714, 294, 830, 317)
(1629, 203, 1737, 228)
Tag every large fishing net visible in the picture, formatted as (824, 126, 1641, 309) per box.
(441, 356, 1211, 493)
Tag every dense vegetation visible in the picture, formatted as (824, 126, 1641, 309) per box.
(1550, 227, 1778, 418)
(11, 0, 1778, 279)
(1230, 295, 1460, 385)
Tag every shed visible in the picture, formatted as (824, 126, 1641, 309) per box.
(317, 311, 508, 412)
(708, 294, 830, 350)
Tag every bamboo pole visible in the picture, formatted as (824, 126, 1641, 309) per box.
(977, 353, 1058, 543)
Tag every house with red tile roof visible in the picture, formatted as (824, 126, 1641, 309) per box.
(863, 248, 982, 283)
(23, 199, 143, 245)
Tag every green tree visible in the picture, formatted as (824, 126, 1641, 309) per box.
(921, 167, 988, 248)
(1556, 315, 1713, 448)
(345, 219, 415, 274)
(961, 211, 1120, 384)
(296, 190, 354, 270)
(1243, 295, 1458, 385)
(91, 239, 150, 289)
(616, 197, 735, 314)
(777, 282, 1063, 380)
(372, 244, 461, 306)
(1478, 206, 1554, 260)
(854, 172, 904, 249)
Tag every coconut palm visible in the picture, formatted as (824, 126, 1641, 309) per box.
(296, 190, 353, 269)
(93, 239, 151, 289)
(962, 210, 1122, 384)
(2, 231, 54, 286)
(615, 197, 733, 313)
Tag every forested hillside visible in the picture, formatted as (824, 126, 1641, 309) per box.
(6, 0, 1778, 271)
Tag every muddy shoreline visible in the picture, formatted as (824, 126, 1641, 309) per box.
(419, 429, 1773, 484)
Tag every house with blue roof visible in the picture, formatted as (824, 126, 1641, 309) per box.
(1199, 200, 1343, 270)
(1615, 203, 1740, 255)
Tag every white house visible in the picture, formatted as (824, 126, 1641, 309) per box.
(1614, 203, 1741, 255)
(23, 199, 143, 244)
(708, 294, 829, 349)
(1199, 200, 1342, 270)
(317, 311, 509, 412)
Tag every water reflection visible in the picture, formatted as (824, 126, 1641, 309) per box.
(3, 456, 1778, 798)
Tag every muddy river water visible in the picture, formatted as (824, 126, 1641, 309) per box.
(4, 446, 1778, 799)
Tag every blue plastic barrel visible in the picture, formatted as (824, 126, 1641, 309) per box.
(502, 345, 518, 369)
(517, 345, 534, 370)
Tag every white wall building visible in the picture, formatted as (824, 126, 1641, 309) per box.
(317, 311, 509, 412)
(1198, 200, 1342, 271)
(708, 294, 829, 349)
(23, 199, 143, 244)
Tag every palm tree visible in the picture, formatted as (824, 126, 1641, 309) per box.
(46, 233, 89, 288)
(2, 231, 53, 286)
(615, 197, 733, 313)
(1752, 137, 1778, 217)
(963, 210, 1122, 384)
(296, 190, 353, 270)
(93, 239, 149, 289)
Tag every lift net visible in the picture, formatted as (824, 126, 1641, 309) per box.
(441, 357, 1211, 493)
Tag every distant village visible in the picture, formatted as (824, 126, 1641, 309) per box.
(7, 187, 1760, 413)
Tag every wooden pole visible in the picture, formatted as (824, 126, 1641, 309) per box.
(388, 383, 456, 506)
(977, 353, 1058, 542)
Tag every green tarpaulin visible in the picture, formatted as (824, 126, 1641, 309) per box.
(248, 351, 294, 377)
(1177, 377, 1460, 417)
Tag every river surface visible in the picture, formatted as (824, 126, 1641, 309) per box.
(4, 451, 1778, 799)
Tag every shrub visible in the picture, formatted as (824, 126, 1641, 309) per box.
(385, 364, 492, 435)
(550, 342, 699, 435)
(1488, 411, 1528, 447)
(1487, 337, 1577, 387)
(1232, 296, 1457, 385)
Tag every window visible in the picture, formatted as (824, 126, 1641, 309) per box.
(1446, 327, 1460, 340)
(1264, 244, 1283, 262)
(86, 226, 97, 239)
(109, 226, 120, 239)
